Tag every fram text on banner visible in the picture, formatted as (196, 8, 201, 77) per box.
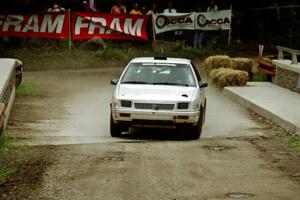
(0, 12, 69, 39)
(72, 12, 149, 40)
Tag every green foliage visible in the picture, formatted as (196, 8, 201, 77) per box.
(126, 48, 154, 58)
(0, 131, 25, 152)
(0, 132, 28, 184)
(277, 133, 300, 151)
(0, 41, 254, 71)
(252, 74, 269, 82)
(94, 46, 216, 61)
(16, 82, 41, 96)
(0, 133, 17, 183)
(0, 167, 17, 184)
(166, 46, 218, 60)
(95, 48, 128, 60)
(0, 131, 11, 151)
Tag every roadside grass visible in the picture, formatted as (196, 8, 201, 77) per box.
(167, 46, 217, 59)
(0, 38, 256, 71)
(0, 131, 16, 151)
(95, 45, 219, 60)
(0, 167, 17, 184)
(95, 48, 128, 60)
(16, 82, 41, 96)
(276, 132, 300, 151)
(252, 74, 269, 82)
(0, 131, 28, 184)
(0, 40, 257, 71)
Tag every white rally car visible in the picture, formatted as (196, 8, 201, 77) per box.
(110, 57, 207, 139)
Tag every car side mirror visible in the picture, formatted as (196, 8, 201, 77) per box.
(199, 82, 208, 88)
(111, 79, 119, 85)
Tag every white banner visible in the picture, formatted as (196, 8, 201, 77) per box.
(154, 12, 195, 34)
(195, 10, 231, 30)
(154, 10, 231, 34)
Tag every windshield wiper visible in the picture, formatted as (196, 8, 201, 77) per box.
(153, 82, 190, 87)
(122, 81, 149, 84)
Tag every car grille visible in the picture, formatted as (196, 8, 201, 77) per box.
(132, 119, 174, 125)
(134, 103, 175, 110)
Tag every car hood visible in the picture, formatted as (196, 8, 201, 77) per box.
(117, 84, 197, 102)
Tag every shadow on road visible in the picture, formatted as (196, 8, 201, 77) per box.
(119, 128, 195, 141)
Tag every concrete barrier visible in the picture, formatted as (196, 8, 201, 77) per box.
(224, 82, 300, 136)
(273, 46, 300, 92)
(0, 103, 4, 138)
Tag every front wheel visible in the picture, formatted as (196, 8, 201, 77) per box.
(190, 109, 203, 140)
(110, 115, 123, 137)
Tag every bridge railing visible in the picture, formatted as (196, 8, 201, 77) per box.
(277, 46, 300, 64)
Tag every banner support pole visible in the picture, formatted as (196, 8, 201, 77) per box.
(228, 5, 232, 47)
(228, 29, 232, 47)
(152, 15, 156, 41)
(68, 9, 72, 52)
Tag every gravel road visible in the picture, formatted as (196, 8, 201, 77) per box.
(9, 68, 260, 144)
(5, 68, 300, 200)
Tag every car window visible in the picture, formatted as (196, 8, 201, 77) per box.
(191, 62, 202, 82)
(121, 62, 197, 87)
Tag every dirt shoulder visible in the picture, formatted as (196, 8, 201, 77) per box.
(0, 145, 57, 200)
(1, 137, 299, 200)
(252, 137, 300, 184)
(0, 129, 299, 199)
(248, 111, 300, 185)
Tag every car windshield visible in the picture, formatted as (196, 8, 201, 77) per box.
(121, 62, 196, 87)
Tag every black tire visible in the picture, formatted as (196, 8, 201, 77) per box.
(110, 115, 122, 137)
(16, 73, 22, 87)
(202, 99, 207, 124)
(190, 108, 203, 140)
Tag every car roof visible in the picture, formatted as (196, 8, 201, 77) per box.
(130, 57, 191, 65)
(0, 58, 18, 66)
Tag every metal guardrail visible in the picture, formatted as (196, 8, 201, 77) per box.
(277, 46, 300, 64)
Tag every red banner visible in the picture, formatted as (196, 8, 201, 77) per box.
(0, 12, 69, 39)
(72, 12, 149, 40)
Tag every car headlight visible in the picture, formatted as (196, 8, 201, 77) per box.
(178, 103, 189, 109)
(188, 99, 200, 110)
(193, 103, 200, 110)
(121, 100, 132, 108)
(191, 100, 201, 110)
(111, 99, 119, 109)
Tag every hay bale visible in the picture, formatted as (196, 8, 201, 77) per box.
(210, 67, 226, 82)
(205, 55, 231, 71)
(209, 68, 248, 88)
(230, 57, 253, 73)
(237, 71, 249, 85)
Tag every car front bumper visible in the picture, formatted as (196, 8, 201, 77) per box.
(111, 108, 200, 127)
